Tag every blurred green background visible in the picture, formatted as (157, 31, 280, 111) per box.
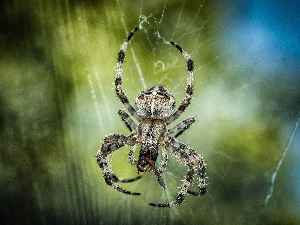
(1, 0, 300, 224)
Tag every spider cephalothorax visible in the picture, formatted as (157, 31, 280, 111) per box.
(97, 27, 206, 207)
(135, 85, 175, 119)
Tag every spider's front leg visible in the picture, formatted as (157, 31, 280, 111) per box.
(166, 42, 194, 125)
(97, 134, 141, 195)
(116, 27, 141, 122)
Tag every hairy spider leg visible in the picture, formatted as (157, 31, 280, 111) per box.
(118, 109, 138, 132)
(187, 158, 207, 196)
(166, 42, 194, 125)
(97, 134, 142, 195)
(150, 164, 195, 207)
(157, 146, 168, 174)
(144, 158, 166, 190)
(149, 137, 206, 207)
(116, 27, 141, 122)
(128, 144, 139, 165)
(170, 138, 206, 196)
(168, 116, 196, 138)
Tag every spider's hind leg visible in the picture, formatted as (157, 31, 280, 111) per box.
(97, 134, 141, 195)
(149, 137, 206, 207)
(149, 165, 195, 207)
(187, 158, 206, 196)
(110, 173, 141, 183)
(157, 146, 168, 174)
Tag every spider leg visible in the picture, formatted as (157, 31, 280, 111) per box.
(110, 173, 141, 183)
(166, 42, 194, 125)
(149, 137, 206, 207)
(97, 134, 141, 195)
(128, 144, 138, 165)
(128, 146, 166, 190)
(169, 137, 207, 197)
(150, 164, 195, 207)
(145, 158, 166, 190)
(168, 116, 195, 138)
(118, 109, 138, 132)
(157, 146, 168, 174)
(116, 27, 141, 122)
(187, 160, 206, 196)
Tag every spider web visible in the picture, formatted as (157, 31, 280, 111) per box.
(0, 0, 300, 224)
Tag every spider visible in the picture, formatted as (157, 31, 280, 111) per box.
(97, 27, 206, 207)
